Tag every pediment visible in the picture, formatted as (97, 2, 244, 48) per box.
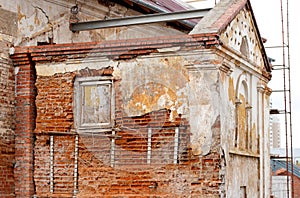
(190, 0, 271, 75)
(219, 7, 265, 69)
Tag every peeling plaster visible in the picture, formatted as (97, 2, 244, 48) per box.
(35, 60, 117, 76)
(126, 82, 181, 121)
(32, 5, 54, 42)
(228, 77, 235, 104)
(17, 5, 26, 21)
(226, 154, 259, 198)
(13, 0, 185, 46)
(189, 71, 220, 156)
(119, 57, 189, 122)
(237, 93, 247, 150)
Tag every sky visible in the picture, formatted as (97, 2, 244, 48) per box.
(184, 0, 299, 149)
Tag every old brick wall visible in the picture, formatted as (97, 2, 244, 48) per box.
(294, 176, 300, 198)
(14, 59, 36, 197)
(0, 43, 15, 198)
(32, 66, 223, 197)
(34, 73, 75, 196)
(5, 0, 273, 196)
(10, 33, 226, 197)
(0, 7, 17, 198)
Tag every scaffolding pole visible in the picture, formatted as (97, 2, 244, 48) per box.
(279, 0, 294, 197)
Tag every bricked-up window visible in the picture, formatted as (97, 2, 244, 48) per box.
(74, 77, 114, 132)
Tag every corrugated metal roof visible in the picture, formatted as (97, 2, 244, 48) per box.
(146, 0, 200, 23)
(123, 0, 202, 27)
(271, 159, 300, 178)
(147, 0, 194, 12)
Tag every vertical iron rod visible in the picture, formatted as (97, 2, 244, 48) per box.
(110, 130, 115, 167)
(286, 0, 294, 196)
(50, 135, 54, 194)
(173, 127, 179, 164)
(73, 135, 79, 197)
(280, 0, 290, 197)
(147, 128, 152, 164)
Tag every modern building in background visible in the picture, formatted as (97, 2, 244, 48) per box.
(270, 115, 281, 148)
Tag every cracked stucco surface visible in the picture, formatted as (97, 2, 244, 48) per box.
(1, 0, 185, 46)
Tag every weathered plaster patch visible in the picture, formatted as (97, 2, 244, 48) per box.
(220, 71, 226, 84)
(237, 93, 247, 150)
(190, 104, 216, 156)
(189, 71, 220, 156)
(162, 56, 189, 80)
(226, 154, 259, 198)
(35, 60, 117, 76)
(157, 47, 181, 53)
(126, 82, 180, 119)
(34, 14, 41, 25)
(120, 57, 189, 121)
(228, 77, 235, 104)
(17, 5, 26, 21)
(0, 34, 14, 44)
(250, 123, 257, 153)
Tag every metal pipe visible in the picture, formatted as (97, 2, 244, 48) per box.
(110, 130, 116, 167)
(50, 135, 54, 194)
(73, 135, 79, 197)
(173, 127, 179, 164)
(147, 128, 152, 164)
(70, 9, 210, 31)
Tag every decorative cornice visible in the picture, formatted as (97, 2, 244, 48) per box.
(216, 45, 271, 81)
(257, 82, 272, 95)
(264, 87, 272, 96)
(219, 61, 233, 75)
(257, 83, 265, 93)
(10, 33, 221, 66)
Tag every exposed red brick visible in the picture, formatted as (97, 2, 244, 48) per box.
(35, 72, 76, 134)
(9, 33, 226, 197)
(0, 44, 15, 197)
(18, 65, 222, 197)
(14, 55, 36, 197)
(11, 34, 220, 64)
